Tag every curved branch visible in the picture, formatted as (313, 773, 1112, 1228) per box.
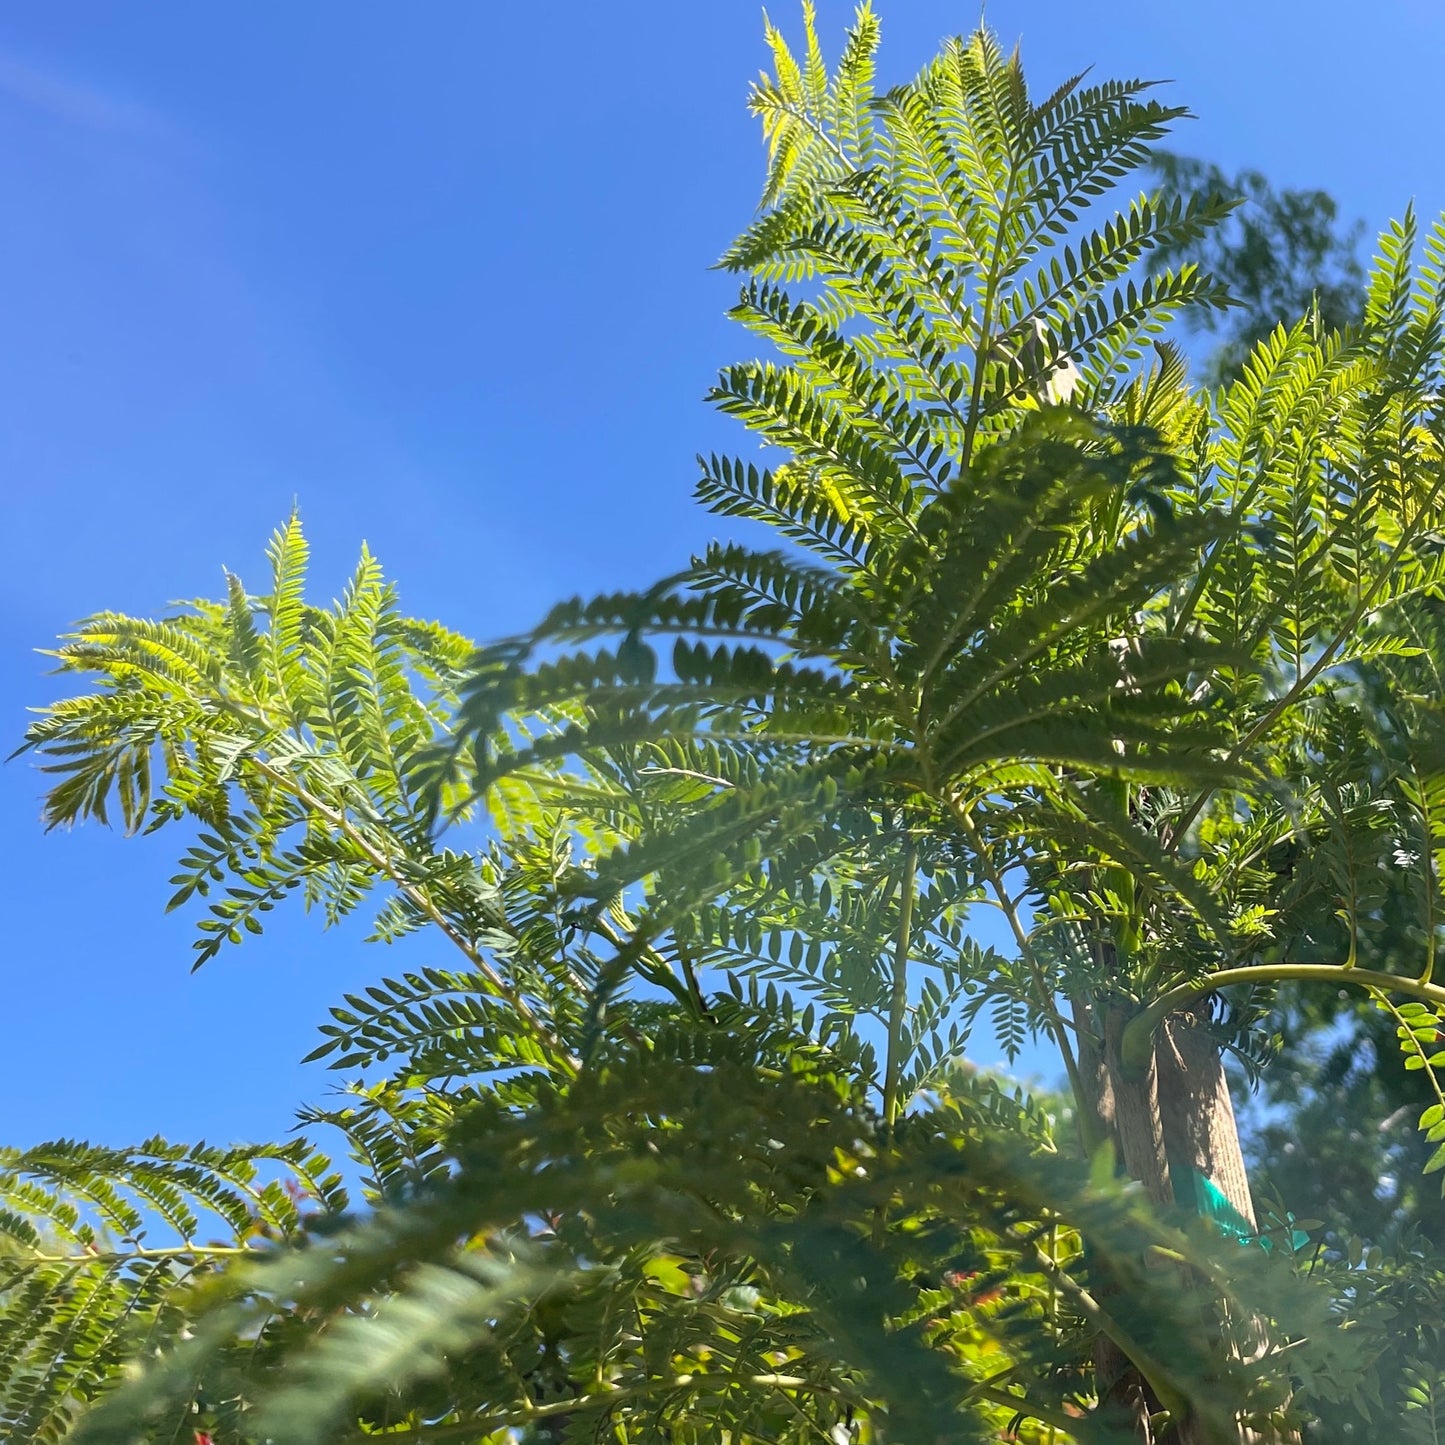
(1121, 963, 1445, 1078)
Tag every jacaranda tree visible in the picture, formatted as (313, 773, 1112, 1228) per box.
(1151, 147, 1445, 1275)
(10, 7, 1445, 1442)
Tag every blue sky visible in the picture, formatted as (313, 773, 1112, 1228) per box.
(3, 0, 1444, 1151)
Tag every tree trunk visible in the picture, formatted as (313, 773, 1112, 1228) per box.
(1156, 1006, 1256, 1236)
(1156, 1009, 1292, 1445)
(1072, 997, 1293, 1444)
(1071, 997, 1170, 1440)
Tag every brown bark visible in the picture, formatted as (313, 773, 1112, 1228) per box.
(1156, 1011, 1295, 1445)
(1071, 997, 1293, 1444)
(1156, 1008, 1256, 1233)
(1103, 1004, 1174, 1209)
(1071, 997, 1168, 1440)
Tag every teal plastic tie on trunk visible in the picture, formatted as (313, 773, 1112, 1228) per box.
(1180, 1169, 1309, 1252)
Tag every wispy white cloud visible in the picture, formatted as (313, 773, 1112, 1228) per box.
(0, 48, 160, 135)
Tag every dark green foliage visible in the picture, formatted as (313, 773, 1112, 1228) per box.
(53, 1037, 1372, 1445)
(1148, 151, 1366, 384)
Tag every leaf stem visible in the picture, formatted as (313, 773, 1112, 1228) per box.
(26, 1243, 261, 1266)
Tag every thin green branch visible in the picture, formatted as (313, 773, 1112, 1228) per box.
(333, 1371, 861, 1444)
(247, 756, 579, 1078)
(1032, 1248, 1191, 1425)
(972, 1383, 1083, 1436)
(1121, 962, 1445, 1078)
(883, 839, 919, 1133)
(948, 796, 1101, 1154)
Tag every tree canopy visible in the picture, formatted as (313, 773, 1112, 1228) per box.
(9, 7, 1445, 1443)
